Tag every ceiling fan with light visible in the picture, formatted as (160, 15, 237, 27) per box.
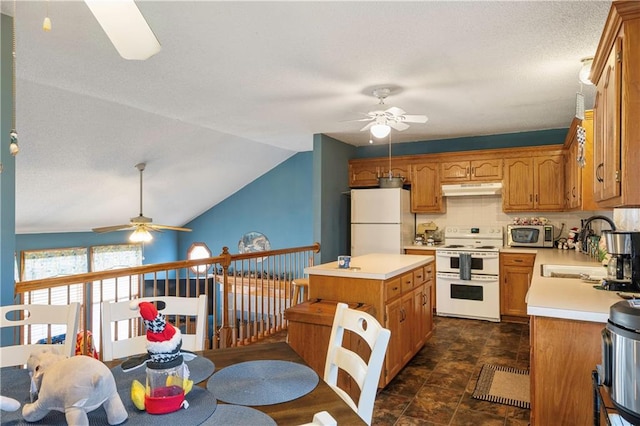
(354, 88, 428, 139)
(92, 163, 191, 242)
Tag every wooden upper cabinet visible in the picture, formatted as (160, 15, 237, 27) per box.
(410, 162, 444, 213)
(440, 158, 502, 182)
(503, 154, 564, 212)
(349, 160, 380, 187)
(348, 158, 411, 187)
(593, 38, 622, 204)
(590, 2, 640, 207)
(564, 112, 602, 211)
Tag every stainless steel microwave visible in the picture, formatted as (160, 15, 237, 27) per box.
(507, 225, 555, 248)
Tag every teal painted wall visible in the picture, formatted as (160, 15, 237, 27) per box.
(313, 134, 356, 264)
(15, 231, 178, 274)
(1, 14, 17, 347)
(177, 152, 313, 259)
(355, 128, 567, 158)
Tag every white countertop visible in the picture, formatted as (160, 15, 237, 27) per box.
(524, 248, 622, 323)
(404, 245, 440, 251)
(304, 253, 433, 280)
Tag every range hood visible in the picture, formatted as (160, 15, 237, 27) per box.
(442, 182, 502, 197)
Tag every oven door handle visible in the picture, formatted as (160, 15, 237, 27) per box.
(436, 272, 498, 281)
(436, 252, 499, 260)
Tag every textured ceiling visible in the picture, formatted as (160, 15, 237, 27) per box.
(2, 1, 611, 234)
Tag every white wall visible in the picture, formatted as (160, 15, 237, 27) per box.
(415, 195, 615, 243)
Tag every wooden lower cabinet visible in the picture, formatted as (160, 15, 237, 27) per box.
(530, 316, 604, 425)
(499, 252, 535, 321)
(285, 300, 373, 403)
(308, 261, 434, 387)
(405, 249, 437, 312)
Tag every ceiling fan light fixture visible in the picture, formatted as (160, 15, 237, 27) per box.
(84, 0, 161, 60)
(371, 123, 391, 139)
(129, 227, 153, 243)
(579, 56, 594, 86)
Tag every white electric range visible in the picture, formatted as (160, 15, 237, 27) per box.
(435, 226, 503, 322)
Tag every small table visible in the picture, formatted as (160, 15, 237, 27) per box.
(200, 341, 365, 425)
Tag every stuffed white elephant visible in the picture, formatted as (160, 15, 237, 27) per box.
(22, 348, 128, 425)
(1, 395, 20, 412)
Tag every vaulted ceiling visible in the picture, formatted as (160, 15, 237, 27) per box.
(2, 1, 611, 234)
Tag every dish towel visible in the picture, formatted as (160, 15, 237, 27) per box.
(459, 253, 472, 280)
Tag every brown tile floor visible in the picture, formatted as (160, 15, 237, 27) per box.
(372, 316, 531, 426)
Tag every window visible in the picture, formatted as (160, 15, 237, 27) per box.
(20, 244, 142, 352)
(20, 248, 88, 343)
(91, 244, 143, 354)
(187, 242, 212, 276)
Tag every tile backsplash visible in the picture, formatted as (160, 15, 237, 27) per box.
(613, 208, 640, 231)
(415, 195, 614, 240)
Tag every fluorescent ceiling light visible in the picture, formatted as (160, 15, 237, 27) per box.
(84, 0, 161, 60)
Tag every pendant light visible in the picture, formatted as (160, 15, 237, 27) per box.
(579, 57, 594, 86)
(9, 0, 19, 156)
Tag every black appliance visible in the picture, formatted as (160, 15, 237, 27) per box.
(603, 231, 640, 293)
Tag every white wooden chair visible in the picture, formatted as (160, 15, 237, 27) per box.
(101, 295, 207, 361)
(323, 302, 391, 426)
(298, 411, 337, 426)
(0, 303, 80, 367)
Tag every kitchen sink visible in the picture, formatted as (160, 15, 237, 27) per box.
(540, 264, 607, 279)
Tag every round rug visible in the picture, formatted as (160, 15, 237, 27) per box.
(200, 404, 276, 425)
(206, 360, 318, 406)
(1, 364, 217, 425)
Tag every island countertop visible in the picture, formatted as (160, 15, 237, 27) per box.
(524, 248, 623, 323)
(304, 253, 433, 280)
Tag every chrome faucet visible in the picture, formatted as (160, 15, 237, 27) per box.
(579, 215, 616, 253)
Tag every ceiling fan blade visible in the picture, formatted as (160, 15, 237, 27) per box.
(92, 224, 133, 233)
(360, 122, 375, 132)
(385, 106, 406, 116)
(149, 224, 192, 232)
(401, 114, 429, 123)
(389, 122, 410, 132)
(84, 0, 161, 60)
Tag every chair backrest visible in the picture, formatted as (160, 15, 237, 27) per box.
(101, 295, 207, 361)
(0, 303, 80, 367)
(323, 302, 391, 425)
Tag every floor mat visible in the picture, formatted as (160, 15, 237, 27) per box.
(472, 364, 530, 409)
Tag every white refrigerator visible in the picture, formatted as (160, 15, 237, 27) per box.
(351, 188, 415, 257)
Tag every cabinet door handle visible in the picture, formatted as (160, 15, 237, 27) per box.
(529, 194, 533, 202)
(572, 187, 576, 197)
(596, 164, 604, 183)
(466, 166, 470, 176)
(514, 259, 523, 263)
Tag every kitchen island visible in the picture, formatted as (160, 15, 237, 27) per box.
(304, 253, 434, 386)
(520, 247, 622, 426)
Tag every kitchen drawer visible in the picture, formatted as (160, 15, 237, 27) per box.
(501, 253, 535, 267)
(413, 267, 426, 285)
(385, 277, 402, 300)
(424, 264, 434, 282)
(400, 272, 415, 293)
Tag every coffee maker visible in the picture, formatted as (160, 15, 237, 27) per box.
(603, 231, 640, 292)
